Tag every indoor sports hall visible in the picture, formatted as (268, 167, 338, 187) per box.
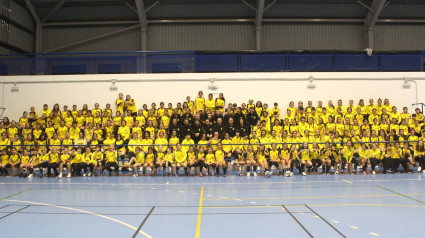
(1, 0, 425, 238)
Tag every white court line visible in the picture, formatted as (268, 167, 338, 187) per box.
(350, 226, 359, 229)
(235, 199, 242, 201)
(4, 199, 152, 238)
(342, 179, 353, 184)
(370, 232, 379, 236)
(0, 178, 424, 186)
(332, 220, 340, 223)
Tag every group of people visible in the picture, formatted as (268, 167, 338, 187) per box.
(1, 92, 425, 178)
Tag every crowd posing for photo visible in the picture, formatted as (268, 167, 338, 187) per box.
(1, 92, 425, 178)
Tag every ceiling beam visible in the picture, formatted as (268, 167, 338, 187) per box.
(24, 0, 40, 23)
(41, 0, 66, 23)
(364, 0, 387, 50)
(24, 0, 42, 53)
(41, 18, 425, 27)
(135, 0, 147, 29)
(255, 0, 265, 50)
(44, 24, 140, 53)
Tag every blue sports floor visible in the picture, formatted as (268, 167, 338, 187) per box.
(0, 174, 424, 238)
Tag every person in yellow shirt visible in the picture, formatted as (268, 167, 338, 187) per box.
(205, 146, 216, 176)
(341, 140, 357, 174)
(117, 120, 130, 142)
(174, 143, 187, 176)
(165, 147, 176, 176)
(0, 148, 10, 176)
(8, 147, 21, 175)
(129, 147, 143, 177)
(401, 142, 414, 173)
(186, 146, 197, 176)
(58, 147, 71, 178)
(268, 143, 281, 176)
(18, 149, 31, 177)
(195, 91, 205, 113)
(357, 143, 370, 174)
(205, 93, 215, 113)
(47, 147, 60, 177)
(143, 147, 155, 176)
(154, 145, 166, 176)
(369, 143, 382, 175)
(414, 140, 425, 172)
(103, 145, 118, 176)
(214, 143, 227, 177)
(245, 144, 258, 177)
(298, 142, 312, 176)
(70, 147, 84, 177)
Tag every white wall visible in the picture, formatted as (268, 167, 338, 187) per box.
(1, 72, 425, 121)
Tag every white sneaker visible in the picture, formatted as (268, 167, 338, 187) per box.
(27, 174, 33, 178)
(247, 172, 251, 177)
(82, 173, 86, 177)
(422, 170, 425, 173)
(87, 172, 91, 177)
(372, 171, 376, 175)
(335, 171, 339, 175)
(285, 171, 290, 177)
(128, 168, 132, 172)
(375, 166, 379, 171)
(58, 173, 62, 179)
(289, 172, 294, 177)
(302, 172, 306, 176)
(418, 166, 422, 172)
(265, 171, 271, 178)
(67, 173, 71, 178)
(253, 172, 257, 176)
(132, 173, 137, 177)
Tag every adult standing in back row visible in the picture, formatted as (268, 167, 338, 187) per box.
(116, 93, 124, 114)
(125, 95, 137, 117)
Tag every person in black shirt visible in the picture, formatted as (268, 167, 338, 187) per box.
(203, 119, 214, 140)
(170, 109, 181, 125)
(181, 108, 194, 125)
(213, 118, 226, 138)
(192, 119, 204, 143)
(233, 107, 245, 127)
(226, 117, 237, 138)
(223, 109, 233, 127)
(179, 119, 193, 140)
(168, 118, 180, 138)
(237, 118, 251, 137)
(246, 107, 259, 127)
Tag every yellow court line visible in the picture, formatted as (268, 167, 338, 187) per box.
(4, 199, 152, 238)
(204, 193, 425, 200)
(195, 186, 204, 238)
(203, 204, 425, 209)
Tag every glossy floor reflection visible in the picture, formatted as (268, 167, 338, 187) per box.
(0, 173, 424, 238)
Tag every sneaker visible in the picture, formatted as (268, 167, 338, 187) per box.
(334, 171, 339, 175)
(199, 173, 203, 177)
(302, 172, 306, 176)
(264, 171, 270, 178)
(58, 173, 62, 179)
(82, 173, 86, 177)
(289, 172, 294, 177)
(408, 171, 412, 174)
(422, 170, 425, 174)
(372, 171, 376, 175)
(27, 174, 33, 178)
(285, 171, 290, 177)
(375, 166, 379, 171)
(87, 172, 91, 177)
(362, 171, 366, 175)
(223, 174, 226, 177)
(247, 172, 251, 177)
(67, 173, 71, 178)
(132, 173, 137, 177)
(418, 166, 422, 172)
(253, 172, 257, 177)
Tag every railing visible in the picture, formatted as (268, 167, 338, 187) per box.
(0, 50, 423, 75)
